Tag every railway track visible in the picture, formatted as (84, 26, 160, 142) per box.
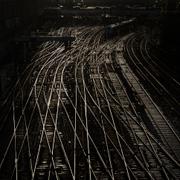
(124, 34, 180, 117)
(0, 26, 180, 179)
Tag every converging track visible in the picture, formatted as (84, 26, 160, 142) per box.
(0, 26, 180, 180)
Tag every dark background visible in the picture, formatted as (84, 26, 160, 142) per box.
(0, 0, 179, 96)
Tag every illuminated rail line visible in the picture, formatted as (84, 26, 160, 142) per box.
(0, 26, 180, 179)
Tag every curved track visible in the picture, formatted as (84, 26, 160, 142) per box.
(0, 27, 180, 180)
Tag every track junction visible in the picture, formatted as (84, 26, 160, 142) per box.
(0, 25, 180, 180)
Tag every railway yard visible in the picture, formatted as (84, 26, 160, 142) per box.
(0, 16, 180, 180)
